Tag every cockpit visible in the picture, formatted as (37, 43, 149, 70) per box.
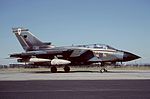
(75, 44, 117, 50)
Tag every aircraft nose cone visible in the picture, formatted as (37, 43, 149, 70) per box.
(123, 52, 141, 61)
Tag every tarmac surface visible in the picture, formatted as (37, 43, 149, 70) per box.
(0, 69, 150, 80)
(0, 80, 150, 99)
(0, 69, 150, 99)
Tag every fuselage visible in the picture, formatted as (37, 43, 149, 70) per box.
(23, 43, 140, 65)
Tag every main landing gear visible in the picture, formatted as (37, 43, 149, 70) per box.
(64, 66, 70, 73)
(50, 66, 70, 73)
(51, 66, 57, 73)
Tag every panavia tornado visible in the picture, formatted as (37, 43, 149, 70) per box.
(10, 27, 140, 73)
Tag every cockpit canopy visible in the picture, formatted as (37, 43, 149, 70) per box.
(75, 44, 117, 50)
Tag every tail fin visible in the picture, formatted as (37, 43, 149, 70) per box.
(12, 27, 53, 51)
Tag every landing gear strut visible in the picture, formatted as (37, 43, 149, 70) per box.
(51, 66, 57, 73)
(64, 66, 70, 73)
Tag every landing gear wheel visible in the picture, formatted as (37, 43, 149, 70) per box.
(51, 66, 57, 73)
(100, 69, 105, 73)
(100, 69, 108, 73)
(104, 68, 108, 72)
(64, 66, 70, 73)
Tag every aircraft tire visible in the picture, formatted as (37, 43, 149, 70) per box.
(64, 66, 70, 73)
(100, 69, 105, 73)
(51, 66, 57, 73)
(104, 68, 108, 72)
(100, 69, 108, 73)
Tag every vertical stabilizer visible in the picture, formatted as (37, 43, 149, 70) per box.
(12, 27, 51, 51)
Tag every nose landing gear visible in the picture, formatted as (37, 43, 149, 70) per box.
(100, 68, 108, 73)
(99, 62, 108, 73)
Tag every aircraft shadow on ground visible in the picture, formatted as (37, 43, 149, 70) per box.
(29, 70, 100, 73)
(27, 70, 142, 74)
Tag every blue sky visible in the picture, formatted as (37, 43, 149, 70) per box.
(0, 0, 150, 64)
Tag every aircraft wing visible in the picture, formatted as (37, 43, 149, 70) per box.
(9, 48, 99, 65)
(10, 48, 92, 58)
(10, 48, 67, 58)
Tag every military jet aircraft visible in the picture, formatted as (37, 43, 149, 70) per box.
(10, 27, 140, 73)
